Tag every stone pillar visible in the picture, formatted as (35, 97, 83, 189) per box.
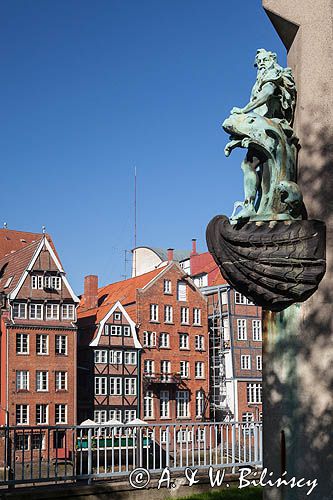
(262, 1, 333, 498)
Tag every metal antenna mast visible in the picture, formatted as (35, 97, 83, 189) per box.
(133, 166, 137, 277)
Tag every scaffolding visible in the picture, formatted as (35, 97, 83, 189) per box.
(202, 284, 232, 422)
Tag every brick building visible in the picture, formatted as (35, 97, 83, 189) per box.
(0, 229, 79, 459)
(77, 260, 210, 425)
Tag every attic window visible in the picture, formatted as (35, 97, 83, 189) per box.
(0, 263, 8, 279)
(4, 276, 13, 289)
(20, 239, 26, 243)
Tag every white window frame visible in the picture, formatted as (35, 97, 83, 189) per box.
(16, 333, 29, 354)
(159, 332, 170, 348)
(16, 404, 29, 425)
(62, 304, 75, 320)
(247, 383, 262, 404)
(110, 325, 122, 336)
(180, 361, 189, 379)
(196, 390, 205, 417)
(164, 305, 173, 323)
(143, 391, 154, 418)
(237, 319, 247, 340)
(95, 377, 107, 396)
(177, 282, 187, 301)
(124, 351, 137, 365)
(241, 355, 251, 370)
(193, 308, 201, 326)
(195, 335, 204, 351)
(176, 390, 189, 418)
(124, 409, 136, 423)
(94, 410, 108, 424)
(180, 307, 189, 325)
(179, 333, 189, 349)
(29, 303, 43, 320)
(16, 370, 29, 391)
(252, 320, 262, 341)
(124, 378, 136, 396)
(110, 350, 122, 364)
(55, 404, 67, 424)
(31, 275, 43, 289)
(36, 371, 48, 392)
(36, 404, 48, 425)
(160, 390, 170, 418)
(195, 361, 204, 378)
(55, 335, 67, 355)
(256, 355, 262, 371)
(123, 325, 131, 336)
(109, 409, 122, 422)
(94, 350, 108, 364)
(55, 371, 67, 391)
(13, 302, 27, 319)
(143, 331, 156, 348)
(110, 377, 122, 396)
(36, 334, 49, 355)
(144, 360, 155, 376)
(164, 279, 171, 294)
(150, 304, 159, 322)
(46, 303, 59, 320)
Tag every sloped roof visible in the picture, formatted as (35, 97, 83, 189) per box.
(136, 246, 191, 263)
(0, 229, 60, 262)
(190, 251, 227, 287)
(0, 239, 42, 294)
(78, 266, 166, 324)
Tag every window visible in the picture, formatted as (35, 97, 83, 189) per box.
(94, 350, 108, 364)
(195, 361, 204, 378)
(124, 378, 136, 396)
(124, 410, 136, 423)
(164, 279, 171, 294)
(36, 404, 48, 424)
(16, 404, 29, 425)
(177, 282, 187, 301)
(247, 383, 262, 404)
(143, 391, 154, 418)
(62, 304, 75, 320)
(161, 430, 169, 443)
(110, 325, 122, 336)
(196, 428, 206, 441)
(110, 350, 122, 364)
(55, 335, 67, 355)
(237, 319, 247, 340)
(180, 361, 189, 378)
(16, 333, 29, 354)
(196, 390, 205, 417)
(176, 391, 189, 418)
(46, 303, 59, 320)
(36, 371, 48, 392)
(15, 434, 29, 450)
(144, 360, 155, 376)
(159, 333, 170, 348)
(110, 377, 122, 395)
(241, 355, 251, 370)
(193, 308, 201, 325)
(44, 276, 61, 290)
(150, 304, 159, 322)
(164, 305, 173, 323)
(161, 360, 171, 381)
(256, 355, 262, 371)
(242, 412, 254, 423)
(13, 303, 27, 319)
(55, 371, 67, 391)
(143, 331, 156, 347)
(160, 390, 170, 418)
(194, 274, 208, 288)
(180, 307, 189, 324)
(195, 335, 204, 351)
(94, 410, 107, 424)
(36, 334, 48, 355)
(31, 275, 43, 289)
(95, 377, 107, 395)
(123, 326, 131, 336)
(252, 320, 262, 341)
(16, 370, 29, 391)
(235, 292, 253, 305)
(29, 303, 43, 320)
(179, 333, 189, 349)
(114, 312, 122, 321)
(124, 351, 137, 365)
(177, 429, 192, 442)
(55, 404, 67, 424)
(109, 409, 122, 422)
(31, 433, 45, 450)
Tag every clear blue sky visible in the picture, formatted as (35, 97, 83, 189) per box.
(0, 0, 286, 293)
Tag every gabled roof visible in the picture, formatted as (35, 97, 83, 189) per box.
(0, 229, 60, 262)
(78, 266, 166, 323)
(135, 246, 191, 263)
(190, 251, 227, 287)
(0, 239, 42, 294)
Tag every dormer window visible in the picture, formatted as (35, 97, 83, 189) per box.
(31, 275, 43, 289)
(31, 274, 61, 291)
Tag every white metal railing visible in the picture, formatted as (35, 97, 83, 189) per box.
(0, 421, 262, 487)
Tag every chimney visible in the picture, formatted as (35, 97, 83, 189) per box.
(191, 238, 197, 256)
(84, 275, 98, 310)
(167, 248, 174, 262)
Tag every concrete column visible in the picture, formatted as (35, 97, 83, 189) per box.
(262, 1, 333, 498)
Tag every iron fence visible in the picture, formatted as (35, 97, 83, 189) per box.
(0, 421, 262, 487)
